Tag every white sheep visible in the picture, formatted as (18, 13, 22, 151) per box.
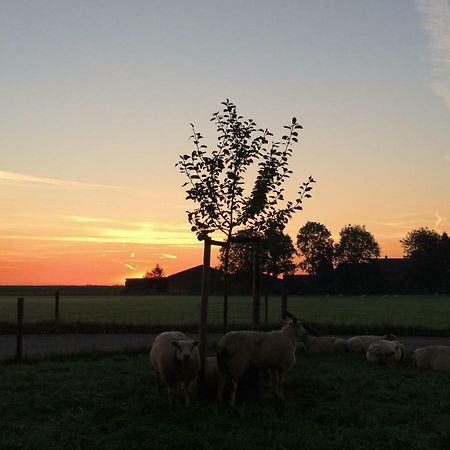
(216, 313, 306, 407)
(302, 335, 348, 353)
(149, 331, 200, 406)
(412, 345, 450, 373)
(365, 339, 405, 363)
(347, 334, 397, 353)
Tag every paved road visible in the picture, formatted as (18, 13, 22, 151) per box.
(1, 333, 450, 361)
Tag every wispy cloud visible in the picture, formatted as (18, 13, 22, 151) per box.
(417, 0, 450, 110)
(161, 253, 178, 259)
(444, 154, 450, 162)
(0, 170, 124, 190)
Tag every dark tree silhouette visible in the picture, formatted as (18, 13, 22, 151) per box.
(335, 224, 380, 264)
(401, 228, 450, 292)
(218, 227, 296, 278)
(176, 99, 314, 299)
(296, 221, 334, 275)
(143, 263, 165, 279)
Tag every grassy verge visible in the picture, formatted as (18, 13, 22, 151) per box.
(1, 352, 449, 450)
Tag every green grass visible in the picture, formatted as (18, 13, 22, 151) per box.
(0, 294, 449, 334)
(0, 352, 449, 450)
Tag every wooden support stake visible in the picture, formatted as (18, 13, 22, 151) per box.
(16, 297, 24, 362)
(199, 239, 211, 384)
(281, 277, 288, 320)
(252, 240, 261, 330)
(264, 291, 268, 329)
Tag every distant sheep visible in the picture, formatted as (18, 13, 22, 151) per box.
(302, 335, 348, 353)
(347, 334, 397, 353)
(412, 345, 450, 373)
(149, 331, 200, 406)
(216, 312, 306, 407)
(365, 339, 405, 364)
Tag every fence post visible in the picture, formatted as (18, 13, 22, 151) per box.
(16, 297, 24, 362)
(252, 240, 260, 330)
(55, 290, 60, 319)
(199, 239, 211, 385)
(281, 276, 288, 320)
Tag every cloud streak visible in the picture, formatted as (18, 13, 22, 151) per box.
(0, 170, 124, 190)
(417, 0, 450, 110)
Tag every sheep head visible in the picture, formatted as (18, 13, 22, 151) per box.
(282, 311, 307, 338)
(172, 340, 199, 363)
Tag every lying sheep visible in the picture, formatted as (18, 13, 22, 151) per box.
(216, 312, 306, 407)
(302, 335, 348, 353)
(365, 339, 405, 364)
(347, 334, 397, 353)
(149, 331, 200, 406)
(412, 345, 450, 373)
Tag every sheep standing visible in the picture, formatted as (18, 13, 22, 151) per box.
(216, 314, 305, 407)
(149, 331, 200, 406)
(412, 345, 450, 373)
(302, 335, 348, 353)
(347, 334, 397, 353)
(365, 339, 405, 364)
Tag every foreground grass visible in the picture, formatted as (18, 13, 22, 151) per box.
(0, 352, 449, 450)
(0, 294, 449, 334)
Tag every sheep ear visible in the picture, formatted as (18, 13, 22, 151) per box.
(192, 340, 199, 347)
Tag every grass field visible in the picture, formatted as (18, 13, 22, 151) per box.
(1, 351, 449, 450)
(0, 294, 449, 334)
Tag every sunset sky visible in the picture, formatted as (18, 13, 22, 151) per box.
(1, 0, 449, 285)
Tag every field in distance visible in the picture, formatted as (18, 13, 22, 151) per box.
(0, 294, 449, 334)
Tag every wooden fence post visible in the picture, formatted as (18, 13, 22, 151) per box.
(199, 239, 211, 384)
(16, 297, 24, 362)
(54, 290, 60, 320)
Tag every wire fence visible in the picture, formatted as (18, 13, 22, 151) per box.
(0, 293, 286, 334)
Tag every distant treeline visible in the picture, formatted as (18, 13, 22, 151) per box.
(0, 285, 124, 296)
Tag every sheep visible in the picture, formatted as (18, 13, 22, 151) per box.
(412, 345, 450, 373)
(149, 331, 200, 406)
(365, 339, 405, 364)
(216, 312, 306, 407)
(347, 334, 398, 353)
(302, 335, 348, 353)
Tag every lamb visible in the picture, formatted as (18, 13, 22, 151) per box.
(149, 331, 200, 406)
(347, 334, 397, 353)
(365, 339, 405, 363)
(216, 312, 306, 407)
(302, 335, 348, 353)
(412, 345, 450, 373)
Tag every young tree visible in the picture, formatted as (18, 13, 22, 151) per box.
(334, 224, 380, 264)
(143, 263, 165, 279)
(296, 221, 334, 275)
(176, 100, 314, 300)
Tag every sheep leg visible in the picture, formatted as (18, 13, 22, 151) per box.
(167, 384, 176, 405)
(216, 374, 226, 404)
(230, 379, 239, 408)
(155, 370, 160, 394)
(183, 381, 192, 407)
(276, 372, 285, 400)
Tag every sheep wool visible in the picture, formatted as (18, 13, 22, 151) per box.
(216, 317, 305, 407)
(413, 345, 450, 373)
(149, 331, 200, 407)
